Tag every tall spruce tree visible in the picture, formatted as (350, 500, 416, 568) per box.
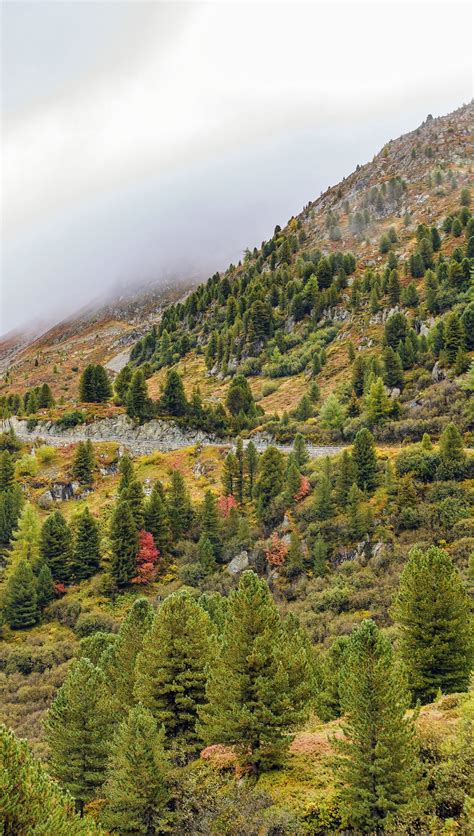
(126, 370, 150, 420)
(71, 508, 101, 581)
(437, 422, 466, 480)
(352, 428, 377, 493)
(45, 658, 113, 815)
(160, 369, 187, 416)
(144, 483, 171, 554)
(235, 437, 245, 503)
(167, 471, 192, 542)
(40, 510, 72, 582)
(110, 500, 139, 587)
(71, 441, 94, 487)
(36, 562, 55, 610)
(333, 619, 422, 831)
(200, 490, 221, 560)
(3, 559, 39, 629)
(0, 450, 14, 490)
(393, 546, 472, 704)
(121, 479, 145, 529)
(102, 597, 154, 719)
(102, 705, 172, 834)
(255, 445, 284, 521)
(134, 590, 215, 756)
(335, 450, 356, 505)
(199, 571, 312, 772)
(118, 453, 134, 495)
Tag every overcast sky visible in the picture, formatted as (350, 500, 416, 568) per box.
(1, 1, 472, 335)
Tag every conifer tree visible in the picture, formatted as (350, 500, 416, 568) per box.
(316, 635, 349, 721)
(0, 483, 23, 547)
(222, 451, 238, 496)
(444, 312, 465, 364)
(365, 376, 392, 425)
(200, 490, 221, 560)
(102, 597, 154, 719)
(92, 365, 112, 402)
(333, 619, 421, 831)
(438, 422, 466, 480)
(245, 441, 258, 499)
(71, 441, 94, 487)
(393, 546, 472, 704)
(121, 479, 145, 529)
(387, 268, 401, 304)
(160, 369, 187, 416)
(314, 475, 335, 520)
(134, 590, 215, 755)
(78, 364, 96, 402)
(114, 364, 132, 404)
(126, 370, 150, 420)
(40, 510, 72, 582)
(197, 534, 217, 573)
(352, 428, 377, 493)
(144, 483, 171, 554)
(293, 432, 309, 466)
(167, 470, 192, 541)
(347, 482, 367, 539)
(255, 446, 284, 520)
(102, 705, 172, 834)
(71, 508, 101, 581)
(0, 450, 14, 491)
(110, 500, 139, 587)
(200, 571, 312, 772)
(36, 562, 55, 610)
(235, 437, 245, 503)
(38, 382, 55, 408)
(313, 534, 328, 576)
(45, 658, 112, 815)
(3, 559, 39, 628)
(9, 501, 41, 569)
(383, 346, 404, 389)
(335, 450, 356, 505)
(284, 532, 304, 578)
(118, 453, 135, 495)
(1, 725, 104, 835)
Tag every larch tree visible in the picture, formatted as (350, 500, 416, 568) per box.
(199, 570, 312, 773)
(9, 501, 42, 570)
(333, 619, 422, 832)
(134, 589, 215, 757)
(102, 705, 172, 834)
(393, 546, 472, 704)
(45, 658, 113, 815)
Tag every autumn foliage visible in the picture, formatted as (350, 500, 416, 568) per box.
(264, 532, 289, 566)
(132, 530, 160, 584)
(294, 475, 311, 502)
(217, 494, 237, 518)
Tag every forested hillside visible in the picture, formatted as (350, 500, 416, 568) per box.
(0, 102, 473, 835)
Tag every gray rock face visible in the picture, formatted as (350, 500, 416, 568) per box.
(431, 361, 446, 383)
(227, 551, 249, 574)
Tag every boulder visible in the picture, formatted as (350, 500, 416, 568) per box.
(227, 551, 249, 575)
(38, 490, 54, 509)
(432, 361, 446, 383)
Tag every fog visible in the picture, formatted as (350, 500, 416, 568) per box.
(1, 1, 472, 335)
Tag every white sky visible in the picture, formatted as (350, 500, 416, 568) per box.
(1, 0, 473, 334)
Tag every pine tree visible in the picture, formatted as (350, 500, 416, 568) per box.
(102, 597, 154, 719)
(353, 428, 377, 493)
(167, 470, 192, 541)
(160, 369, 187, 416)
(335, 450, 356, 505)
(293, 433, 309, 467)
(9, 501, 42, 569)
(121, 479, 145, 529)
(102, 705, 172, 834)
(144, 483, 170, 554)
(45, 658, 112, 815)
(71, 508, 101, 581)
(383, 346, 404, 389)
(438, 421, 466, 479)
(365, 376, 392, 425)
(314, 476, 334, 520)
(235, 437, 245, 503)
(226, 374, 255, 418)
(0, 450, 14, 491)
(134, 590, 215, 755)
(114, 364, 132, 404)
(393, 547, 472, 704)
(200, 490, 221, 560)
(3, 559, 39, 628)
(313, 534, 328, 577)
(0, 484, 23, 547)
(197, 534, 217, 573)
(316, 635, 349, 721)
(79, 365, 96, 402)
(255, 446, 284, 520)
(71, 441, 94, 487)
(245, 441, 258, 499)
(1, 725, 103, 835)
(319, 393, 346, 433)
(40, 510, 72, 582)
(444, 312, 465, 364)
(126, 370, 150, 420)
(118, 453, 134, 494)
(387, 269, 401, 304)
(92, 365, 112, 402)
(36, 562, 55, 609)
(38, 382, 55, 408)
(333, 619, 421, 831)
(222, 451, 238, 496)
(199, 571, 312, 772)
(110, 500, 139, 587)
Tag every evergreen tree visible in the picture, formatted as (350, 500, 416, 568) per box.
(71, 508, 101, 581)
(118, 453, 134, 495)
(167, 470, 192, 541)
(222, 451, 238, 496)
(102, 597, 154, 719)
(383, 346, 404, 389)
(45, 658, 112, 815)
(134, 590, 215, 755)
(36, 562, 55, 609)
(333, 619, 421, 832)
(9, 501, 41, 569)
(387, 269, 401, 304)
(121, 479, 145, 529)
(347, 482, 367, 538)
(438, 422, 466, 479)
(365, 376, 392, 425)
(0, 450, 14, 491)
(200, 490, 221, 560)
(235, 437, 245, 504)
(114, 364, 132, 404)
(393, 547, 472, 704)
(0, 484, 23, 547)
(92, 365, 112, 402)
(255, 446, 284, 520)
(38, 383, 55, 408)
(317, 635, 349, 721)
(312, 534, 328, 576)
(1, 725, 103, 835)
(335, 450, 356, 505)
(110, 500, 139, 587)
(443, 312, 465, 364)
(314, 476, 335, 520)
(319, 393, 346, 433)
(293, 432, 309, 467)
(197, 534, 217, 573)
(160, 369, 187, 416)
(245, 441, 258, 499)
(200, 571, 312, 772)
(79, 365, 96, 402)
(144, 483, 171, 554)
(126, 370, 150, 420)
(40, 511, 72, 582)
(102, 705, 172, 834)
(226, 374, 255, 418)
(353, 428, 377, 493)
(71, 441, 94, 487)
(3, 559, 39, 628)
